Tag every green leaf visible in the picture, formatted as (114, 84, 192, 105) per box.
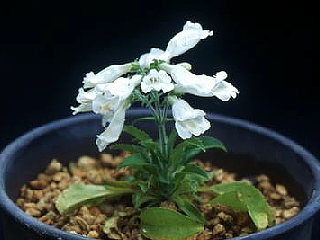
(175, 197, 205, 224)
(181, 163, 209, 180)
(55, 183, 134, 215)
(123, 125, 152, 142)
(111, 144, 146, 154)
(170, 138, 201, 166)
(132, 117, 157, 125)
(174, 172, 206, 196)
(122, 125, 160, 153)
(185, 136, 227, 162)
(132, 190, 157, 208)
(104, 180, 139, 189)
(210, 191, 248, 212)
(167, 129, 177, 153)
(118, 154, 158, 175)
(118, 154, 146, 168)
(199, 136, 227, 151)
(170, 137, 226, 167)
(140, 207, 204, 240)
(210, 181, 274, 230)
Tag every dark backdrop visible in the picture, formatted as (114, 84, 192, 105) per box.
(0, 1, 316, 157)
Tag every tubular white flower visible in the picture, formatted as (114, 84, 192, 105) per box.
(92, 74, 142, 151)
(83, 63, 132, 89)
(161, 63, 215, 96)
(161, 64, 239, 101)
(70, 103, 92, 115)
(93, 75, 142, 116)
(171, 97, 211, 139)
(141, 69, 174, 93)
(138, 21, 212, 67)
(96, 75, 141, 100)
(76, 88, 97, 103)
(192, 71, 239, 101)
(165, 21, 213, 59)
(176, 62, 192, 71)
(71, 88, 97, 115)
(96, 102, 128, 152)
(92, 93, 119, 116)
(138, 48, 170, 68)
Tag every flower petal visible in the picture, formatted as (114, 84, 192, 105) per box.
(171, 98, 210, 139)
(96, 103, 127, 152)
(165, 21, 213, 59)
(83, 63, 132, 88)
(70, 103, 92, 115)
(76, 88, 97, 103)
(141, 69, 174, 93)
(161, 63, 215, 96)
(139, 48, 169, 68)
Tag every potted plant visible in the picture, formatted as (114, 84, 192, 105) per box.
(1, 21, 320, 240)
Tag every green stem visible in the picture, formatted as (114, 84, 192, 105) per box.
(158, 121, 168, 159)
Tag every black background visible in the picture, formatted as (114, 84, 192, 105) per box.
(0, 0, 316, 158)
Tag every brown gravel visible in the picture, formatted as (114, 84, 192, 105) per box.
(16, 154, 301, 240)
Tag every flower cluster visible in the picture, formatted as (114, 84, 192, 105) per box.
(72, 21, 239, 152)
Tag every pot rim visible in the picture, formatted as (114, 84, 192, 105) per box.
(0, 109, 319, 240)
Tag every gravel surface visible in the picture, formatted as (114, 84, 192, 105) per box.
(16, 153, 301, 239)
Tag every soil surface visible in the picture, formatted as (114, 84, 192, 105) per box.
(16, 153, 301, 240)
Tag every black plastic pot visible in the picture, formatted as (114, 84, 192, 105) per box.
(1, 109, 320, 240)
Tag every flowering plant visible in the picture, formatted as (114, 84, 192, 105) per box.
(56, 21, 274, 239)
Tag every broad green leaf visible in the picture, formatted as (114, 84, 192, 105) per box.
(140, 207, 204, 240)
(55, 183, 134, 215)
(210, 181, 274, 230)
(175, 197, 205, 224)
(118, 154, 158, 175)
(123, 125, 152, 142)
(210, 191, 248, 212)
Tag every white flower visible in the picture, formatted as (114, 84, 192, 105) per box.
(70, 103, 92, 115)
(141, 69, 174, 93)
(161, 64, 239, 101)
(171, 97, 210, 139)
(161, 63, 216, 96)
(93, 75, 142, 116)
(83, 63, 132, 88)
(71, 88, 97, 115)
(191, 71, 239, 101)
(92, 93, 119, 116)
(92, 75, 142, 151)
(76, 88, 97, 103)
(176, 62, 192, 71)
(165, 21, 213, 59)
(96, 75, 141, 99)
(138, 48, 170, 68)
(138, 21, 212, 67)
(96, 102, 128, 152)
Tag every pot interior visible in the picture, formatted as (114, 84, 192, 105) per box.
(2, 113, 312, 206)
